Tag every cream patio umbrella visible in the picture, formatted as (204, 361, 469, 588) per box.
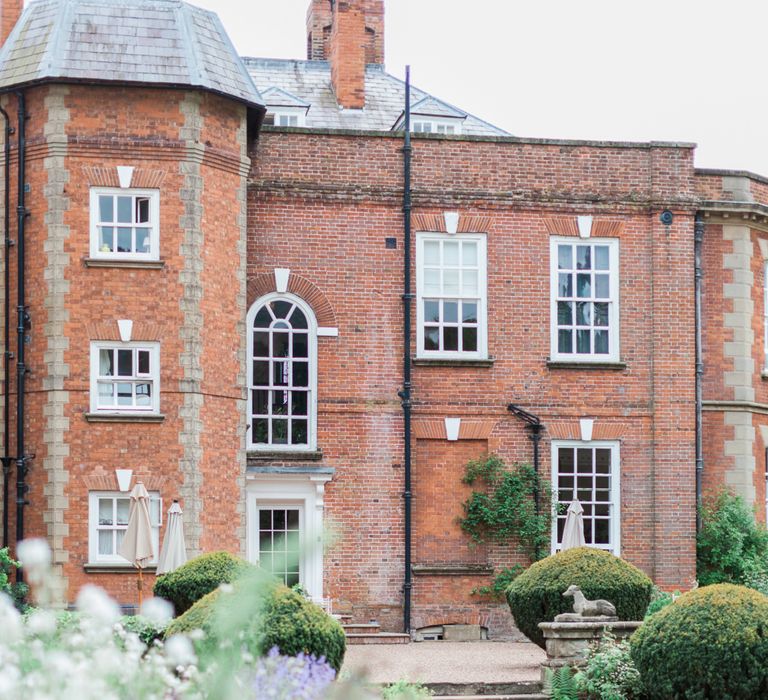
(118, 480, 155, 606)
(156, 500, 187, 575)
(561, 499, 586, 551)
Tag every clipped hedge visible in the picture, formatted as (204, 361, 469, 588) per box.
(153, 551, 253, 615)
(165, 576, 346, 672)
(631, 584, 768, 699)
(506, 547, 652, 648)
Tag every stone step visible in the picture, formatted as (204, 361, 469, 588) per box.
(343, 622, 381, 634)
(426, 681, 544, 697)
(345, 632, 411, 645)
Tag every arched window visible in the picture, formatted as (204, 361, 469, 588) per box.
(247, 294, 317, 450)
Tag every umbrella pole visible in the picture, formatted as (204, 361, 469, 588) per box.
(138, 567, 143, 608)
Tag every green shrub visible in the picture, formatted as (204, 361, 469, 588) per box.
(631, 583, 768, 699)
(506, 547, 652, 648)
(381, 679, 433, 699)
(575, 631, 644, 700)
(643, 589, 676, 620)
(118, 615, 167, 646)
(0, 547, 28, 611)
(543, 667, 579, 700)
(697, 491, 768, 587)
(165, 574, 346, 672)
(153, 551, 253, 615)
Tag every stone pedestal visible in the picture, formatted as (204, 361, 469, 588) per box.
(538, 619, 642, 678)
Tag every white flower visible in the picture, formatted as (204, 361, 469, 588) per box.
(219, 583, 234, 594)
(164, 634, 196, 668)
(140, 596, 174, 626)
(76, 584, 120, 624)
(16, 538, 51, 584)
(27, 609, 57, 636)
(0, 593, 22, 643)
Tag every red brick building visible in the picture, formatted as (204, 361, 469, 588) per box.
(0, 0, 762, 639)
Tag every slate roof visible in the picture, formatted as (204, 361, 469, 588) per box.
(244, 58, 508, 136)
(261, 86, 310, 110)
(0, 0, 264, 111)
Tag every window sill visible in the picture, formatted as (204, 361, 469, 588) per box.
(412, 564, 493, 576)
(83, 563, 157, 574)
(413, 357, 495, 368)
(84, 258, 165, 269)
(547, 360, 627, 370)
(84, 412, 165, 423)
(247, 450, 323, 462)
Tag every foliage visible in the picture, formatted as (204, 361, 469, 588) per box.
(382, 679, 434, 699)
(245, 646, 335, 699)
(506, 547, 652, 649)
(119, 614, 168, 646)
(643, 588, 677, 620)
(542, 666, 579, 700)
(697, 491, 768, 589)
(165, 573, 346, 672)
(0, 547, 28, 611)
(574, 631, 644, 700)
(631, 583, 768, 699)
(459, 456, 552, 560)
(153, 551, 254, 615)
(471, 565, 524, 598)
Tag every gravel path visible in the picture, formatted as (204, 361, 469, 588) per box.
(341, 641, 545, 684)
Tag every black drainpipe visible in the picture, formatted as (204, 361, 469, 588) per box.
(0, 102, 12, 548)
(507, 404, 543, 560)
(398, 65, 413, 635)
(694, 213, 704, 532)
(14, 90, 28, 566)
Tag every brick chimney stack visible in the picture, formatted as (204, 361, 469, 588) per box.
(0, 0, 22, 47)
(306, 0, 385, 109)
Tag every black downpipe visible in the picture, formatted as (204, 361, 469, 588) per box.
(15, 91, 27, 568)
(398, 66, 413, 635)
(0, 103, 12, 548)
(507, 404, 543, 559)
(694, 213, 704, 532)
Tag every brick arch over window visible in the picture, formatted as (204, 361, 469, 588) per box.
(246, 272, 337, 327)
(86, 321, 162, 341)
(83, 166, 166, 189)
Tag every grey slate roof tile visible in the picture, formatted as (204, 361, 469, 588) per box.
(244, 58, 507, 136)
(0, 0, 263, 111)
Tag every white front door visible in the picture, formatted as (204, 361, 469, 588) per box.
(257, 504, 303, 588)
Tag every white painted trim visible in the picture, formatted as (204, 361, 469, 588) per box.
(579, 418, 594, 442)
(415, 232, 488, 360)
(270, 107, 307, 127)
(444, 212, 459, 235)
(115, 469, 133, 492)
(549, 236, 620, 363)
(116, 166, 135, 189)
(550, 440, 621, 556)
(412, 117, 463, 135)
(246, 292, 318, 452)
(89, 341, 161, 414)
(246, 473, 331, 601)
(317, 327, 338, 337)
(445, 417, 461, 441)
(274, 268, 290, 293)
(577, 215, 593, 239)
(117, 319, 133, 343)
(89, 187, 160, 261)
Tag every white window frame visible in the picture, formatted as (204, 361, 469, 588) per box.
(412, 118, 462, 135)
(416, 232, 488, 360)
(87, 490, 162, 565)
(89, 341, 160, 414)
(268, 107, 306, 127)
(247, 293, 318, 452)
(551, 440, 621, 556)
(89, 188, 160, 261)
(246, 472, 331, 603)
(550, 237, 620, 363)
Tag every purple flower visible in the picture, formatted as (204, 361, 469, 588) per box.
(248, 646, 336, 699)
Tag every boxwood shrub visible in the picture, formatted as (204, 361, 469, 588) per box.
(631, 583, 768, 699)
(164, 575, 346, 672)
(506, 547, 652, 648)
(153, 551, 253, 615)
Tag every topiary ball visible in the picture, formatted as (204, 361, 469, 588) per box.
(164, 574, 346, 672)
(153, 551, 254, 615)
(631, 583, 768, 699)
(506, 547, 652, 648)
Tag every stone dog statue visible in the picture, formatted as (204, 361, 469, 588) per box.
(554, 584, 617, 622)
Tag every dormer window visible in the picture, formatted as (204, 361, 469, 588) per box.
(261, 87, 310, 129)
(413, 119, 460, 135)
(392, 96, 467, 135)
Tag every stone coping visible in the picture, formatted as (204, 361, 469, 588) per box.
(540, 620, 642, 635)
